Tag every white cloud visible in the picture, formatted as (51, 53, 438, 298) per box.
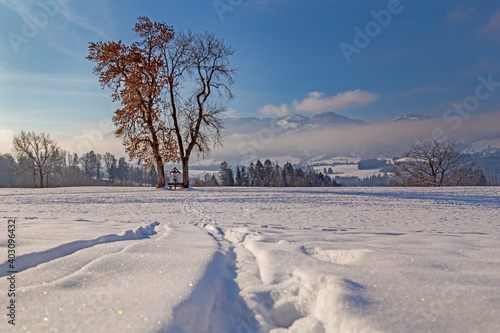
(224, 108, 238, 118)
(56, 132, 125, 157)
(260, 104, 291, 117)
(478, 10, 500, 35)
(292, 90, 380, 113)
(0, 129, 14, 154)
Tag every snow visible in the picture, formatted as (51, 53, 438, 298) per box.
(463, 138, 500, 153)
(1, 186, 500, 332)
(305, 156, 361, 165)
(313, 164, 387, 178)
(263, 156, 302, 166)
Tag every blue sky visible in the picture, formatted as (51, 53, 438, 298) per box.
(1, 0, 500, 155)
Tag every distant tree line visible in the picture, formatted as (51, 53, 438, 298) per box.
(0, 131, 157, 188)
(193, 160, 338, 187)
(357, 159, 389, 170)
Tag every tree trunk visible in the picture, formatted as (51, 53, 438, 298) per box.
(156, 158, 166, 188)
(182, 156, 190, 188)
(39, 168, 44, 188)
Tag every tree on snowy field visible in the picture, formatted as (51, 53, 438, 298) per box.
(240, 166, 249, 186)
(87, 17, 179, 188)
(103, 152, 118, 183)
(163, 30, 236, 188)
(270, 164, 285, 187)
(80, 151, 98, 178)
(264, 159, 273, 186)
(12, 131, 62, 188)
(0, 154, 17, 186)
(117, 157, 130, 184)
(218, 161, 234, 186)
(235, 166, 243, 186)
(393, 140, 473, 187)
(282, 162, 295, 187)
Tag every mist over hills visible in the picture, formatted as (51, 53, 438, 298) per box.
(212, 110, 500, 165)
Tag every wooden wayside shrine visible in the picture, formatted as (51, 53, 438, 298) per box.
(167, 167, 183, 189)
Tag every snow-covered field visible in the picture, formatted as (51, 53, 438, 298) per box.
(312, 164, 387, 179)
(1, 187, 499, 333)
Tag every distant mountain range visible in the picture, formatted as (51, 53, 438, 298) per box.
(224, 111, 431, 134)
(224, 111, 366, 134)
(207, 110, 500, 170)
(390, 113, 433, 122)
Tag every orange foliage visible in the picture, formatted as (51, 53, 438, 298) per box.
(87, 17, 179, 186)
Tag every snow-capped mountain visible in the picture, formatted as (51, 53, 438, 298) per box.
(274, 114, 309, 130)
(390, 113, 433, 122)
(309, 111, 366, 127)
(224, 111, 366, 134)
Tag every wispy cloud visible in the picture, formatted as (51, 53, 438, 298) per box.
(445, 5, 475, 25)
(260, 104, 291, 117)
(396, 86, 457, 97)
(460, 57, 500, 76)
(25, 89, 108, 97)
(292, 90, 380, 113)
(0, 0, 32, 17)
(244, 0, 288, 8)
(478, 10, 500, 35)
(59, 6, 110, 39)
(0, 71, 95, 86)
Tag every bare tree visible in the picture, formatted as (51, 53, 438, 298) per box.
(162, 30, 235, 188)
(393, 140, 472, 186)
(12, 131, 62, 188)
(103, 152, 117, 182)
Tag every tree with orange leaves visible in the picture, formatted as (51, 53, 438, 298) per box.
(88, 17, 235, 188)
(87, 17, 178, 188)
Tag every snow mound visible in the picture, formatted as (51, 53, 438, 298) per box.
(302, 247, 370, 265)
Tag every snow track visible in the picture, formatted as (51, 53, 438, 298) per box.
(170, 194, 259, 332)
(180, 191, 376, 332)
(0, 222, 159, 277)
(1, 187, 499, 332)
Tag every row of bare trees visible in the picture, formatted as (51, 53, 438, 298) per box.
(87, 17, 235, 188)
(2, 131, 157, 188)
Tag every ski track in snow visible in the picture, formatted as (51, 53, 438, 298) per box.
(0, 186, 499, 332)
(0, 223, 159, 278)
